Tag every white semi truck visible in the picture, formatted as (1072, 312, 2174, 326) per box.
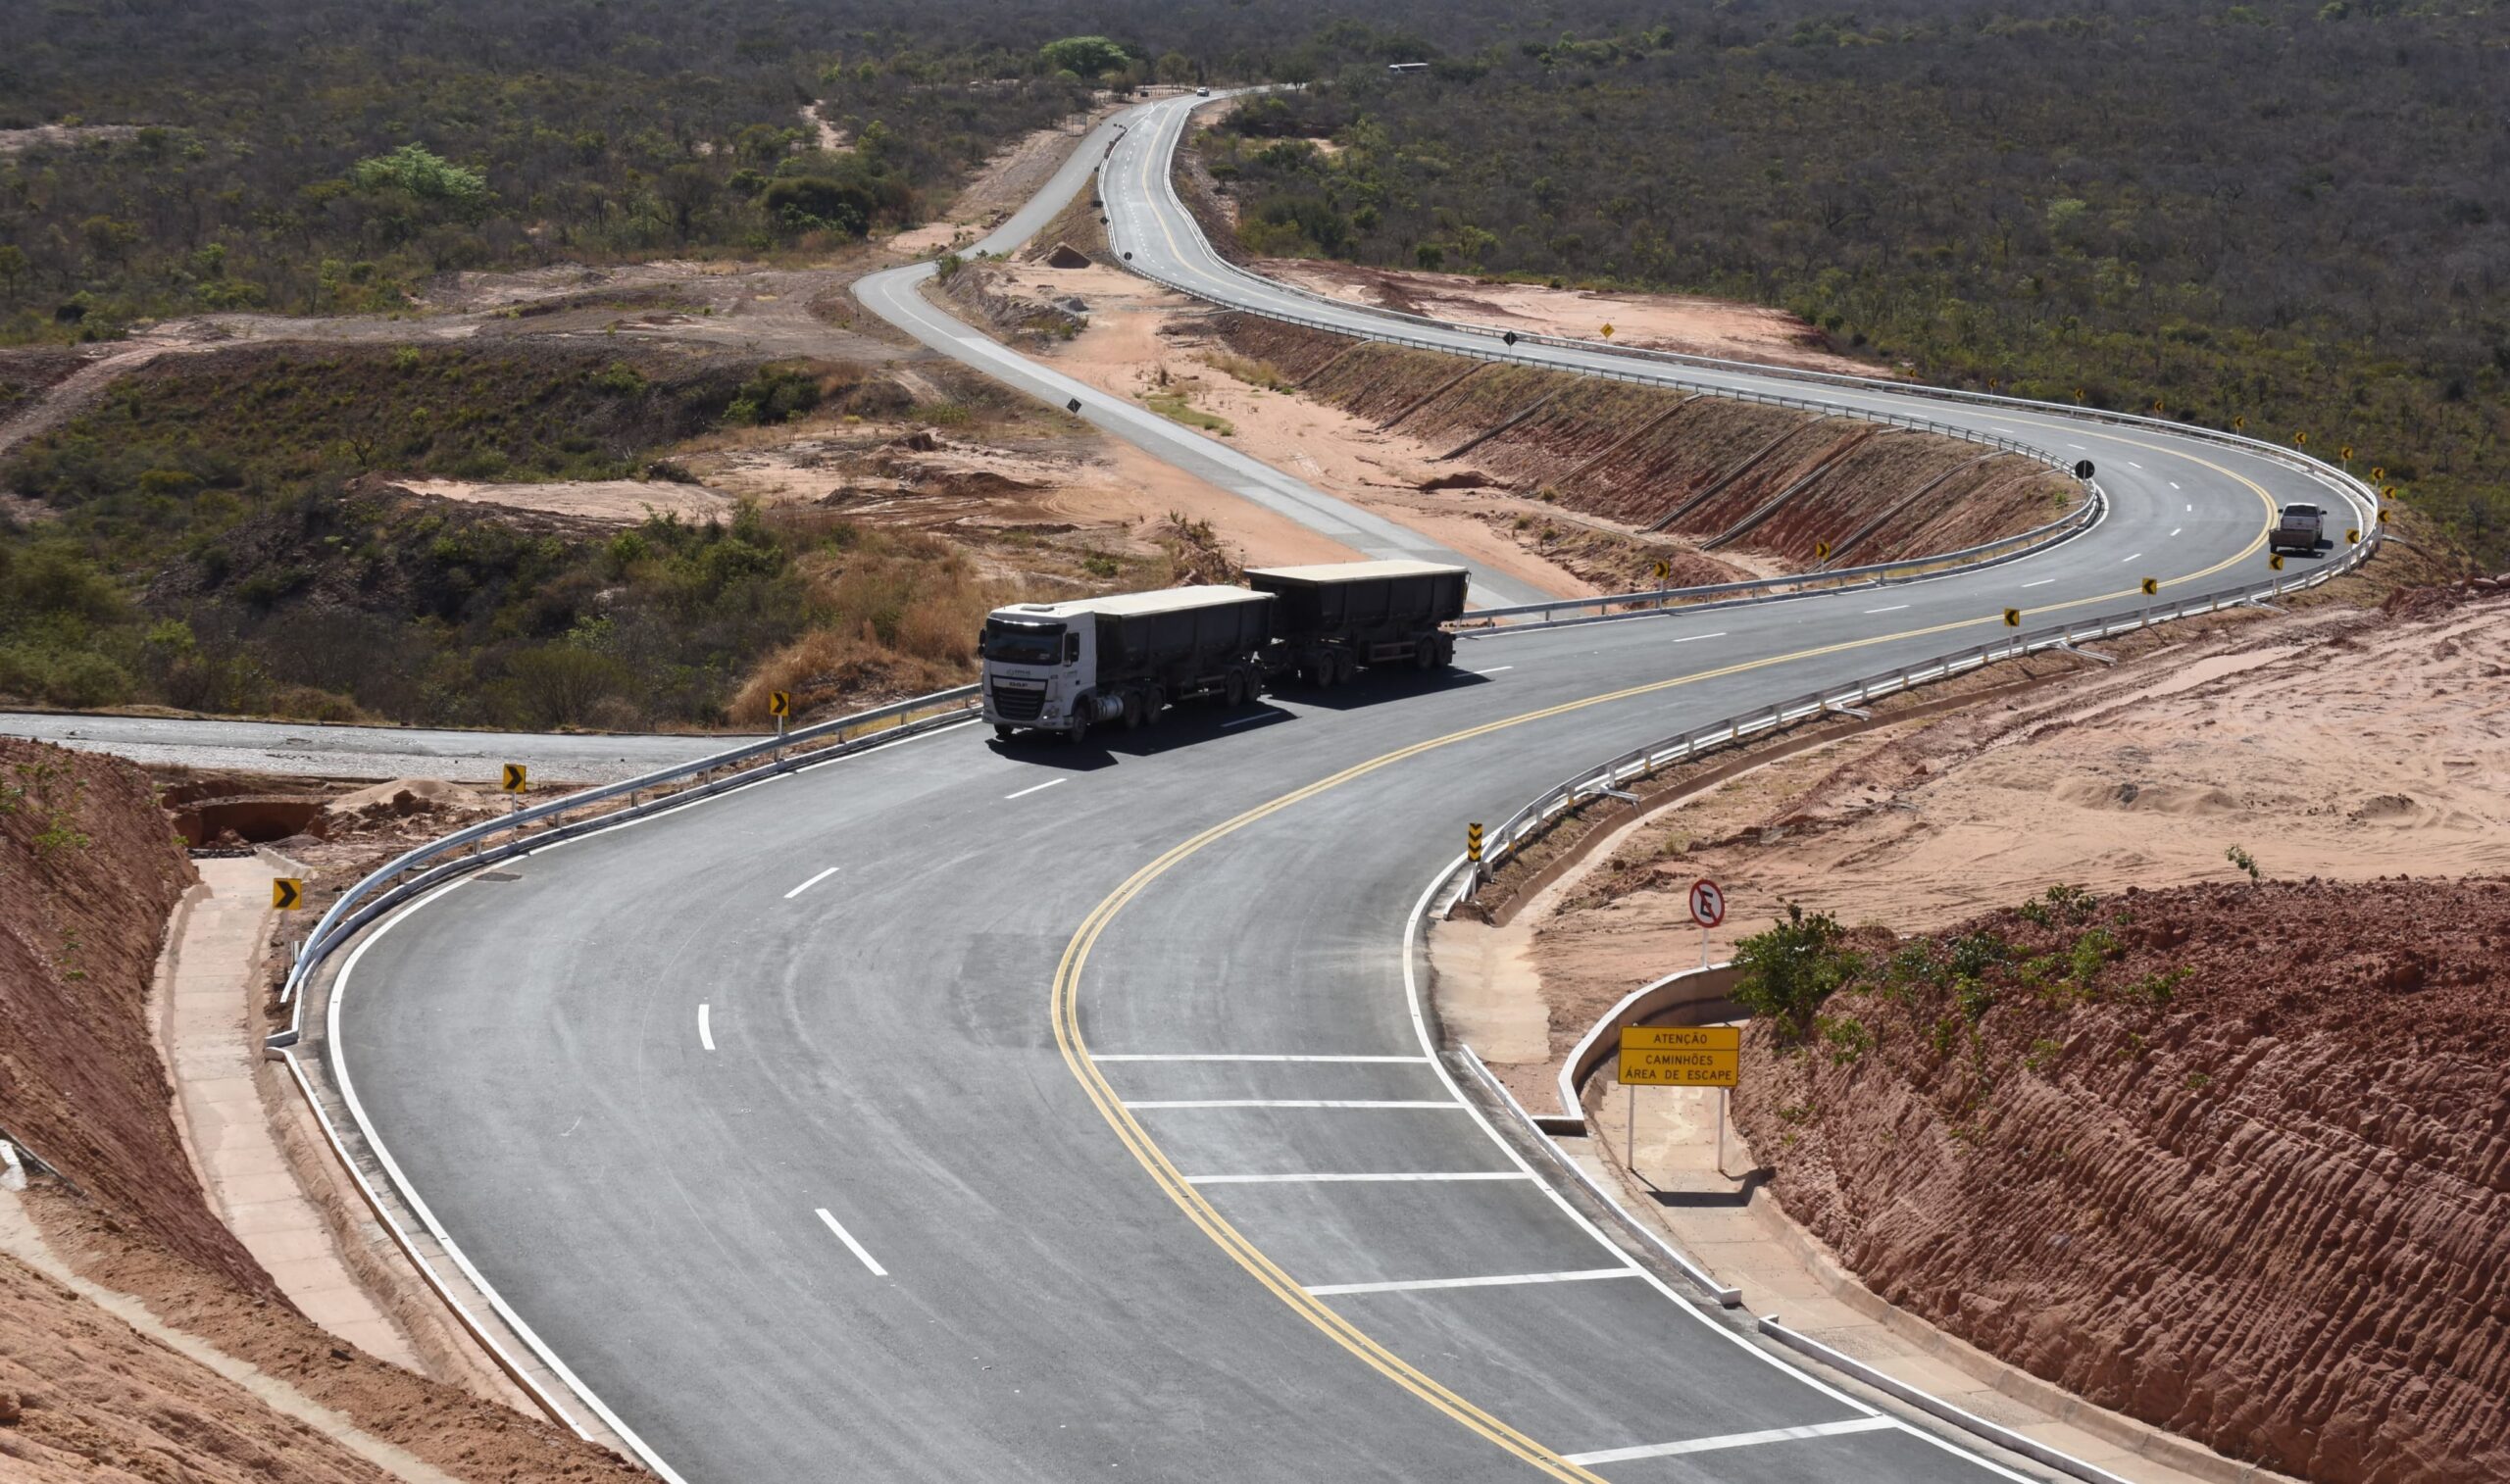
(979, 559, 1469, 741)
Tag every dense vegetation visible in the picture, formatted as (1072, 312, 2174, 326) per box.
(0, 0, 1590, 341)
(2, 345, 958, 725)
(1200, 0, 2510, 564)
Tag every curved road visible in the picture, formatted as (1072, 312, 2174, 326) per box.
(336, 93, 2370, 1482)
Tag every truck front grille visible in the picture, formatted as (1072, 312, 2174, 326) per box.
(989, 684, 1045, 720)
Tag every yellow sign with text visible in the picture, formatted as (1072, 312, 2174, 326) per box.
(1618, 1024, 1740, 1087)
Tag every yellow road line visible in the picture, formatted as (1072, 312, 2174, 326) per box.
(1046, 512, 2259, 1475)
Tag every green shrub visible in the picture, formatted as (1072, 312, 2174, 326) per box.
(1732, 903, 1859, 1037)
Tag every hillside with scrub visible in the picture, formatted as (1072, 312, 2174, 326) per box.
(1191, 0, 2510, 567)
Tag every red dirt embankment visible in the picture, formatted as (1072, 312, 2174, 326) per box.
(1, 737, 643, 1481)
(1731, 880, 2510, 1484)
(1212, 314, 2075, 567)
(0, 739, 253, 1292)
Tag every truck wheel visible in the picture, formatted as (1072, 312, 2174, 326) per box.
(1434, 633, 1456, 668)
(1225, 670, 1247, 708)
(1123, 691, 1145, 730)
(1413, 641, 1436, 672)
(1066, 713, 1089, 745)
(994, 724, 1016, 742)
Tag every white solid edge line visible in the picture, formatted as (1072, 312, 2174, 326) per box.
(1090, 1053, 1431, 1063)
(1186, 1171, 1532, 1184)
(1304, 1267, 1638, 1297)
(1004, 777, 1066, 800)
(698, 1003, 714, 1052)
(1123, 1099, 1463, 1110)
(1564, 1416, 1898, 1465)
(332, 882, 695, 1484)
(815, 1208, 889, 1277)
(1397, 856, 2040, 1483)
(782, 866, 839, 900)
(323, 709, 981, 1484)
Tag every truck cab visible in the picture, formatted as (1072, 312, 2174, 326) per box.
(980, 587, 1276, 741)
(979, 602, 1094, 737)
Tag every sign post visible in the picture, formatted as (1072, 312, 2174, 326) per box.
(1618, 1023, 1741, 1174)
(769, 689, 791, 747)
(499, 763, 527, 820)
(1686, 876, 1725, 967)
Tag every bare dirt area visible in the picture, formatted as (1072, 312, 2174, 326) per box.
(942, 258, 1666, 599)
(395, 475, 735, 525)
(1254, 259, 1882, 377)
(1214, 312, 2078, 571)
(1726, 879, 2509, 1484)
(0, 738, 637, 1481)
(0, 123, 150, 155)
(1488, 573, 2510, 1484)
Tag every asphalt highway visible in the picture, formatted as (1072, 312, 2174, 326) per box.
(331, 92, 2374, 1483)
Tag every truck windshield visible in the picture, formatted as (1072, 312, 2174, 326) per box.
(982, 622, 1064, 666)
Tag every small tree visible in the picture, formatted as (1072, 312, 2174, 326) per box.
(1731, 903, 1858, 1039)
(1040, 36, 1132, 77)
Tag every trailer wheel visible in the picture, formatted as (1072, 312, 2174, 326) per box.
(1122, 690, 1145, 730)
(1434, 633, 1456, 668)
(1224, 669, 1247, 708)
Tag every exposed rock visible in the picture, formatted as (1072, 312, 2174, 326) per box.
(1044, 241, 1093, 269)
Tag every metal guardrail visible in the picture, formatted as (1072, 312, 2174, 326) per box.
(1457, 536, 2378, 892)
(273, 685, 981, 1014)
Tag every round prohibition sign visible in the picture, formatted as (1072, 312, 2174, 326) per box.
(1687, 877, 1727, 928)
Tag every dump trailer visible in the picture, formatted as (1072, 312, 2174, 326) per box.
(980, 585, 1274, 740)
(1246, 560, 1469, 687)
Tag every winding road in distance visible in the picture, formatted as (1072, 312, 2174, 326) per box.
(332, 90, 2371, 1483)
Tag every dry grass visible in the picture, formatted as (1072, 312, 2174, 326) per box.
(1202, 351, 1293, 391)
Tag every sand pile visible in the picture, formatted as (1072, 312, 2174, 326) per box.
(1729, 878, 2510, 1483)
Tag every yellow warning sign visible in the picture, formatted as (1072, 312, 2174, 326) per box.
(2139, 576, 2158, 596)
(1651, 559, 1672, 582)
(2346, 528, 2360, 545)
(2002, 608, 2022, 627)
(1466, 821, 1484, 864)
(769, 689, 791, 717)
(500, 763, 528, 793)
(1599, 322, 1615, 339)
(272, 878, 303, 911)
(2339, 444, 2354, 463)
(1813, 539, 1832, 562)
(2270, 554, 2285, 570)
(1619, 1024, 1740, 1087)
